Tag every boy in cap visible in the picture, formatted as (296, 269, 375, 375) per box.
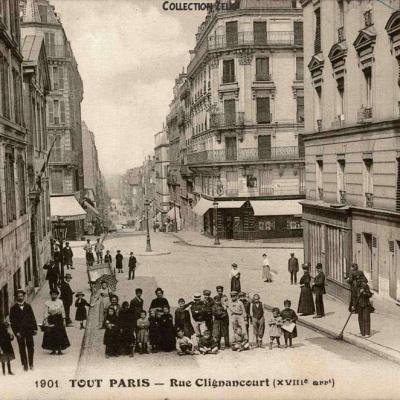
(198, 330, 218, 355)
(216, 286, 224, 300)
(227, 291, 247, 332)
(239, 292, 251, 336)
(202, 290, 214, 332)
(176, 328, 194, 355)
(189, 293, 207, 338)
(211, 295, 230, 349)
(288, 253, 299, 284)
(250, 293, 265, 347)
(231, 326, 250, 352)
(75, 292, 90, 329)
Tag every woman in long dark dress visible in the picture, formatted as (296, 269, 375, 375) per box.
(42, 289, 70, 355)
(103, 308, 120, 357)
(0, 318, 15, 375)
(297, 265, 315, 316)
(159, 306, 175, 352)
(174, 298, 195, 338)
(149, 288, 169, 312)
(118, 301, 135, 356)
(148, 310, 160, 353)
(230, 263, 241, 292)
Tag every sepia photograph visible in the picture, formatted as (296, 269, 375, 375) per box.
(1, 0, 400, 399)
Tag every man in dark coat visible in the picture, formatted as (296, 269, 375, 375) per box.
(129, 288, 144, 327)
(9, 289, 37, 371)
(288, 253, 299, 285)
(128, 252, 137, 280)
(202, 290, 214, 333)
(63, 242, 74, 270)
(45, 261, 59, 292)
(115, 250, 124, 273)
(312, 263, 326, 318)
(346, 263, 368, 312)
(355, 281, 374, 337)
(59, 274, 74, 326)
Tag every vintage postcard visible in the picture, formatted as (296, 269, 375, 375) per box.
(1, 0, 400, 399)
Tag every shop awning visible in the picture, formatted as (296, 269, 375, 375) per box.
(167, 206, 180, 220)
(84, 201, 100, 218)
(192, 198, 213, 216)
(50, 195, 87, 221)
(217, 201, 246, 209)
(250, 200, 303, 216)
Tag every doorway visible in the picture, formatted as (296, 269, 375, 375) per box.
(389, 241, 399, 300)
(225, 213, 234, 239)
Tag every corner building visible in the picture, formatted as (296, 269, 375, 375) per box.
(175, 0, 305, 240)
(302, 0, 400, 302)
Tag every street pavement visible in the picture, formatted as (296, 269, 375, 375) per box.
(72, 232, 400, 400)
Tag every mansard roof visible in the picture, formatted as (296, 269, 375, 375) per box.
(20, 0, 60, 25)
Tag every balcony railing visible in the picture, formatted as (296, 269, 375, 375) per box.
(187, 146, 300, 164)
(208, 31, 296, 50)
(210, 112, 244, 128)
(365, 192, 374, 208)
(260, 186, 305, 196)
(255, 73, 272, 82)
(49, 150, 76, 164)
(45, 44, 69, 58)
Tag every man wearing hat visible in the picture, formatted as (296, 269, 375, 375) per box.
(346, 263, 368, 313)
(202, 290, 214, 332)
(44, 260, 60, 292)
(9, 289, 37, 371)
(238, 292, 251, 336)
(312, 263, 326, 318)
(288, 253, 299, 285)
(216, 286, 224, 300)
(60, 274, 74, 326)
(189, 293, 207, 337)
(227, 291, 247, 332)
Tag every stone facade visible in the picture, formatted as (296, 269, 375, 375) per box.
(301, 0, 400, 302)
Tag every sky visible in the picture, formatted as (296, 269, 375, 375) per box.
(51, 0, 205, 176)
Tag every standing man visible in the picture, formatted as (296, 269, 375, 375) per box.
(288, 253, 299, 285)
(202, 290, 214, 333)
(9, 289, 37, 371)
(45, 261, 59, 292)
(95, 238, 104, 264)
(63, 242, 74, 270)
(312, 263, 326, 318)
(346, 263, 368, 313)
(116, 250, 124, 273)
(227, 291, 247, 332)
(59, 274, 74, 326)
(128, 252, 137, 280)
(129, 288, 144, 327)
(83, 239, 94, 267)
(190, 293, 207, 338)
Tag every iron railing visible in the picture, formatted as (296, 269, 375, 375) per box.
(255, 72, 272, 81)
(187, 146, 300, 164)
(210, 112, 245, 128)
(260, 186, 306, 196)
(208, 31, 296, 50)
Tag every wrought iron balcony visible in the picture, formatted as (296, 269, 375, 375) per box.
(210, 112, 244, 128)
(255, 72, 272, 82)
(365, 192, 374, 208)
(187, 146, 300, 165)
(339, 190, 347, 204)
(208, 31, 296, 50)
(45, 44, 69, 58)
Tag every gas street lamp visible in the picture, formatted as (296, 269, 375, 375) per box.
(144, 199, 152, 252)
(213, 201, 220, 245)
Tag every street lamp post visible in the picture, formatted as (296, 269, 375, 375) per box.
(144, 200, 152, 252)
(213, 201, 220, 245)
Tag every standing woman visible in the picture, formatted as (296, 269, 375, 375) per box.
(91, 281, 112, 328)
(230, 263, 241, 293)
(158, 306, 175, 352)
(42, 289, 70, 355)
(0, 317, 15, 375)
(149, 288, 170, 312)
(262, 253, 272, 283)
(297, 264, 315, 316)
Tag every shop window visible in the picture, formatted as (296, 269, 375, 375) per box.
(258, 219, 275, 231)
(287, 219, 302, 230)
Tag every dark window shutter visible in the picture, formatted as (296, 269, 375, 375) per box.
(254, 21, 267, 44)
(294, 21, 303, 45)
(60, 101, 65, 123)
(48, 100, 54, 124)
(258, 135, 271, 159)
(226, 21, 238, 47)
(59, 66, 64, 89)
(256, 97, 270, 123)
(296, 56, 304, 80)
(298, 133, 305, 157)
(297, 96, 304, 122)
(314, 9, 321, 53)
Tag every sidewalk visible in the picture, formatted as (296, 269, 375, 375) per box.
(257, 268, 400, 365)
(170, 230, 303, 249)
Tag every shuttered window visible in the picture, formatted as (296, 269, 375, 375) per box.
(60, 100, 65, 123)
(256, 97, 270, 123)
(226, 21, 238, 47)
(222, 59, 235, 83)
(254, 21, 267, 45)
(294, 21, 303, 45)
(314, 8, 321, 54)
(296, 56, 304, 80)
(297, 96, 304, 122)
(256, 58, 269, 81)
(48, 100, 54, 124)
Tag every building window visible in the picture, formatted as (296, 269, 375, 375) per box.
(44, 32, 55, 57)
(296, 56, 303, 80)
(0, 54, 10, 119)
(363, 158, 373, 206)
(336, 77, 344, 117)
(337, 159, 346, 203)
(226, 21, 238, 47)
(256, 97, 271, 123)
(253, 21, 267, 45)
(13, 269, 21, 296)
(17, 156, 26, 215)
(316, 159, 323, 200)
(296, 96, 304, 122)
(52, 66, 64, 90)
(256, 57, 269, 81)
(314, 8, 321, 54)
(363, 67, 372, 109)
(24, 258, 32, 286)
(50, 99, 66, 125)
(12, 68, 22, 125)
(222, 59, 235, 83)
(5, 151, 16, 222)
(294, 21, 303, 45)
(226, 171, 238, 196)
(315, 86, 322, 129)
(50, 169, 63, 193)
(337, 0, 344, 30)
(38, 5, 48, 23)
(258, 219, 275, 231)
(0, 284, 9, 321)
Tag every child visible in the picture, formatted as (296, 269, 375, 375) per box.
(103, 308, 120, 358)
(174, 298, 194, 339)
(231, 326, 250, 351)
(268, 307, 283, 350)
(0, 318, 15, 375)
(239, 292, 251, 336)
(212, 295, 229, 349)
(198, 330, 218, 355)
(176, 328, 194, 355)
(104, 250, 112, 268)
(136, 310, 150, 354)
(159, 306, 175, 352)
(280, 300, 298, 348)
(118, 301, 135, 357)
(148, 309, 159, 353)
(75, 292, 90, 329)
(250, 293, 265, 348)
